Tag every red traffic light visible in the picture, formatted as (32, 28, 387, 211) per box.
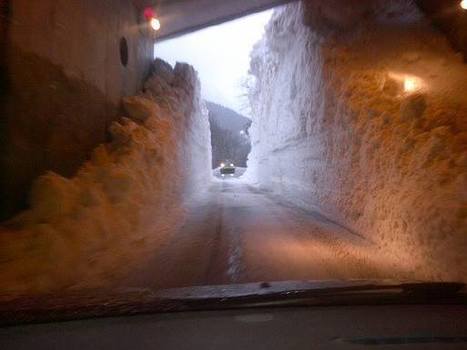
(143, 7, 156, 21)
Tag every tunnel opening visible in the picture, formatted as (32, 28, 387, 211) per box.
(153, 9, 274, 179)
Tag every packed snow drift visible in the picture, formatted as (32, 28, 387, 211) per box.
(247, 0, 467, 281)
(0, 59, 211, 294)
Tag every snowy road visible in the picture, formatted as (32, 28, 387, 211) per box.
(119, 179, 409, 290)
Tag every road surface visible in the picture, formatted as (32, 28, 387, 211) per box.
(118, 179, 410, 290)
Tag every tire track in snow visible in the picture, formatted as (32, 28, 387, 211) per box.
(203, 181, 245, 284)
(226, 225, 243, 283)
(222, 182, 246, 283)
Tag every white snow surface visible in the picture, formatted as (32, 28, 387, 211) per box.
(0, 59, 212, 293)
(247, 0, 467, 281)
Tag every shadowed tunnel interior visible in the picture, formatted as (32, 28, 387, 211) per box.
(0, 0, 466, 312)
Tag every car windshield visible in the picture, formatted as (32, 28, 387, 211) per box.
(0, 0, 466, 323)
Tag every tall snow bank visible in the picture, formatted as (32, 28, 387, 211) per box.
(0, 59, 211, 294)
(247, 0, 467, 281)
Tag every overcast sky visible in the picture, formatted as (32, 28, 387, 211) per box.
(154, 10, 273, 116)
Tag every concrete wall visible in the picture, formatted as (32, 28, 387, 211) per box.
(0, 0, 153, 219)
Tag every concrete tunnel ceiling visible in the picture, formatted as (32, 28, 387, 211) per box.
(132, 0, 296, 40)
(133, 0, 466, 57)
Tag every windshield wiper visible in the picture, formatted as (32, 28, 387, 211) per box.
(0, 280, 465, 327)
(153, 280, 466, 309)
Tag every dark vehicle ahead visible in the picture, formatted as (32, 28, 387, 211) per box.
(220, 161, 236, 175)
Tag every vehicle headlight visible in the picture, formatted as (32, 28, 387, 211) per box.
(220, 163, 225, 168)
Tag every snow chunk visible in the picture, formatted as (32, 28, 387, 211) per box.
(123, 96, 160, 123)
(400, 93, 427, 122)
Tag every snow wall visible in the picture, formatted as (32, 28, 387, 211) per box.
(0, 59, 212, 293)
(247, 0, 467, 281)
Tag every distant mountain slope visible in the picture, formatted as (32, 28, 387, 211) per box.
(206, 101, 252, 169)
(206, 101, 251, 132)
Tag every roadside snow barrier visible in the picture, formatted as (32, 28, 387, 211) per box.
(0, 59, 211, 294)
(246, 0, 467, 281)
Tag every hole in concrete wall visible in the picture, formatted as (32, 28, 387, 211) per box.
(119, 37, 129, 67)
